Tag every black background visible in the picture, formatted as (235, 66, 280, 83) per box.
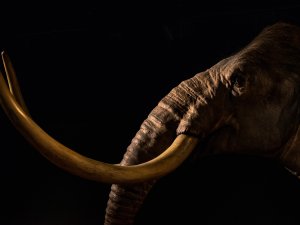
(1, 1, 300, 225)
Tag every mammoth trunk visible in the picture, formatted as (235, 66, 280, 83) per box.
(104, 70, 225, 225)
(104, 93, 182, 225)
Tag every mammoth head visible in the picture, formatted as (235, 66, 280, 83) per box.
(1, 22, 300, 225)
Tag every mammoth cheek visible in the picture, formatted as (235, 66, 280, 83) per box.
(234, 99, 299, 156)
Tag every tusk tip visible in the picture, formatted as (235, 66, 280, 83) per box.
(1, 51, 7, 60)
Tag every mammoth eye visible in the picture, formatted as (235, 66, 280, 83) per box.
(230, 72, 246, 88)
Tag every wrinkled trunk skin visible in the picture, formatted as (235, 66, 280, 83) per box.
(104, 69, 227, 225)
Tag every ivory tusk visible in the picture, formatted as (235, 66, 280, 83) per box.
(0, 71, 198, 184)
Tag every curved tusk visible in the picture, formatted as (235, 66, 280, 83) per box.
(0, 71, 198, 184)
(1, 51, 30, 116)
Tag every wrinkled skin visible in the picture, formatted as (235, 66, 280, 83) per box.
(104, 22, 300, 225)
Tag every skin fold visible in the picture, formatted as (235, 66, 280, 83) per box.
(0, 22, 300, 225)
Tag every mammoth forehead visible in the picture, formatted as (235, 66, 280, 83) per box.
(219, 46, 300, 83)
(240, 22, 300, 63)
(219, 23, 300, 81)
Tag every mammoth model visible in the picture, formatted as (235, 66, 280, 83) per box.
(0, 22, 300, 225)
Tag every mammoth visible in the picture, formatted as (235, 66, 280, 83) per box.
(0, 22, 300, 225)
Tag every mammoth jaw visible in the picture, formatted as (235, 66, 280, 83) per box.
(0, 52, 199, 184)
